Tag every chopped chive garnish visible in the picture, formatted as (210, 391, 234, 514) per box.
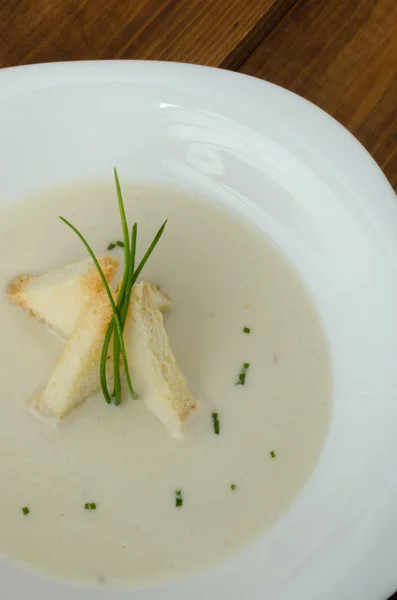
(85, 502, 97, 510)
(109, 171, 134, 407)
(270, 450, 276, 458)
(132, 220, 168, 283)
(102, 170, 167, 406)
(111, 223, 137, 406)
(175, 490, 183, 507)
(60, 169, 167, 407)
(243, 327, 251, 334)
(111, 218, 167, 405)
(236, 362, 250, 385)
(107, 240, 124, 251)
(230, 484, 237, 491)
(212, 412, 220, 435)
(22, 506, 30, 515)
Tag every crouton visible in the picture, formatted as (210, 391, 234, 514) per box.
(7, 255, 119, 337)
(30, 284, 119, 419)
(126, 281, 196, 436)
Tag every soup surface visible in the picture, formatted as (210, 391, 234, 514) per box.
(0, 182, 331, 585)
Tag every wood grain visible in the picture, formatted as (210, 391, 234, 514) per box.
(240, 0, 397, 190)
(0, 0, 296, 70)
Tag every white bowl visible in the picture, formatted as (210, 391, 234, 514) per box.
(1, 61, 397, 600)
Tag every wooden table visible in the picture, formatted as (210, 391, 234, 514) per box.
(0, 0, 396, 596)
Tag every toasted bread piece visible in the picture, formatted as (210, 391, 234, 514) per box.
(7, 255, 119, 337)
(125, 281, 196, 435)
(30, 285, 119, 419)
(29, 281, 170, 420)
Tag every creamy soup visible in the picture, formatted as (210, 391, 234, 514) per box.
(0, 182, 331, 585)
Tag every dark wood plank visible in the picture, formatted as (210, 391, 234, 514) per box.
(0, 0, 296, 70)
(240, 0, 397, 191)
